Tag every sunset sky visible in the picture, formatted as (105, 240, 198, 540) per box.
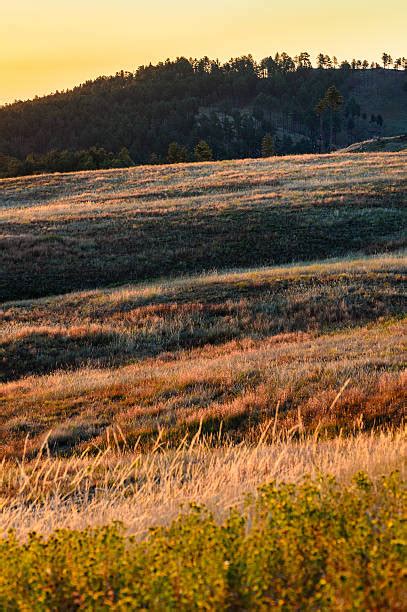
(1, 0, 406, 105)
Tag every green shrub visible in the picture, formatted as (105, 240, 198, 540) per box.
(0, 473, 405, 610)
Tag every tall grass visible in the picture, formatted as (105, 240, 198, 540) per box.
(1, 314, 405, 458)
(0, 426, 405, 539)
(2, 251, 405, 381)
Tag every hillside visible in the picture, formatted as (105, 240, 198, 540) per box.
(348, 70, 407, 137)
(1, 151, 406, 303)
(340, 133, 407, 152)
(1, 254, 405, 459)
(0, 151, 406, 606)
(1, 150, 406, 459)
(0, 58, 406, 177)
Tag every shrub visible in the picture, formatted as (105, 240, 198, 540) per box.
(0, 473, 404, 610)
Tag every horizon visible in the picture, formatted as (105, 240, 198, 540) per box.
(1, 0, 406, 105)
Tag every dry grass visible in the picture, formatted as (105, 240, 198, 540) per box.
(341, 134, 407, 153)
(1, 251, 405, 381)
(0, 426, 405, 540)
(1, 313, 405, 457)
(1, 151, 406, 301)
(0, 155, 405, 457)
(0, 151, 406, 554)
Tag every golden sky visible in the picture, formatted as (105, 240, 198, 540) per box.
(1, 0, 406, 104)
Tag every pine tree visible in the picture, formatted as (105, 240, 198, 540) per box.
(324, 86, 343, 151)
(382, 53, 392, 69)
(117, 147, 134, 167)
(315, 98, 327, 152)
(394, 58, 402, 70)
(149, 153, 160, 165)
(167, 142, 188, 164)
(194, 140, 213, 162)
(261, 133, 275, 157)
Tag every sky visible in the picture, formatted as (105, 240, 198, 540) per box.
(1, 0, 406, 105)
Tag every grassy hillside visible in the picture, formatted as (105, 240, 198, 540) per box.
(340, 134, 407, 153)
(1, 250, 405, 458)
(0, 151, 406, 608)
(2, 308, 406, 459)
(1, 151, 406, 302)
(1, 152, 406, 457)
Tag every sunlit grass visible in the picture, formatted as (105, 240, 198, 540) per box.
(0, 151, 405, 608)
(1, 314, 405, 458)
(1, 151, 406, 302)
(0, 426, 405, 539)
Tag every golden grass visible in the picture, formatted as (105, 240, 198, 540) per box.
(0, 151, 406, 549)
(1, 313, 405, 458)
(1, 251, 405, 382)
(0, 427, 405, 539)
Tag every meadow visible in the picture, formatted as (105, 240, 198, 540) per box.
(1, 151, 406, 302)
(0, 253, 406, 459)
(0, 151, 406, 609)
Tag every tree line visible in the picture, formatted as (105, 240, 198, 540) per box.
(0, 51, 405, 177)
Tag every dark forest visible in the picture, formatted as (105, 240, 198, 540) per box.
(1, 52, 406, 177)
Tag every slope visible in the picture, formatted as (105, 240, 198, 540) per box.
(1, 151, 406, 303)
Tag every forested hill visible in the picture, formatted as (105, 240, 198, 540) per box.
(1, 53, 406, 177)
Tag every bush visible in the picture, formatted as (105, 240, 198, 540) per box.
(0, 473, 405, 609)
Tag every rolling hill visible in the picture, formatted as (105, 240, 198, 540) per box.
(340, 133, 407, 152)
(0, 151, 406, 606)
(1, 150, 406, 458)
(1, 151, 406, 303)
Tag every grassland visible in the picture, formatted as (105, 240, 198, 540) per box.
(0, 253, 406, 458)
(0, 151, 406, 302)
(0, 152, 406, 609)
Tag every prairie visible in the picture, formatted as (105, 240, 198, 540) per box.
(1, 251, 405, 380)
(0, 250, 405, 457)
(0, 152, 406, 464)
(0, 152, 406, 608)
(0, 151, 406, 302)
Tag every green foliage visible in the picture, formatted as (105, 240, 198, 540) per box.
(0, 474, 405, 609)
(114, 147, 134, 168)
(261, 133, 275, 157)
(167, 142, 189, 164)
(324, 85, 344, 112)
(0, 153, 29, 177)
(0, 147, 134, 178)
(194, 140, 213, 162)
(316, 86, 344, 151)
(1, 52, 405, 177)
